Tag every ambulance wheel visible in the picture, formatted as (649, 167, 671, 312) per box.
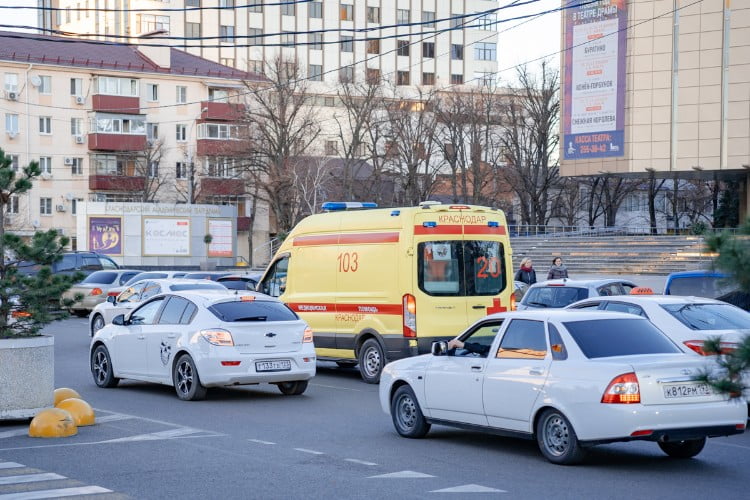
(358, 338, 385, 384)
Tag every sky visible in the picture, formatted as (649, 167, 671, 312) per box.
(0, 0, 563, 82)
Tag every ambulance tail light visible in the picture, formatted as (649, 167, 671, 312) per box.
(402, 294, 416, 338)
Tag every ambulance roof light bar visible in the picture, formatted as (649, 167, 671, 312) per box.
(321, 202, 378, 212)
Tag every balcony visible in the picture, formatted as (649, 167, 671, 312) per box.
(88, 134, 147, 151)
(200, 177, 245, 197)
(89, 175, 145, 191)
(196, 139, 245, 156)
(237, 216, 251, 231)
(201, 101, 246, 121)
(92, 95, 141, 114)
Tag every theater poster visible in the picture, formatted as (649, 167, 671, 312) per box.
(88, 216, 122, 256)
(207, 218, 233, 258)
(563, 0, 628, 159)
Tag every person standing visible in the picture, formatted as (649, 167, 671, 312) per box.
(514, 258, 537, 285)
(547, 256, 569, 280)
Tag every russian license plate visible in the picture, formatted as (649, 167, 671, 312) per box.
(663, 383, 714, 398)
(255, 360, 292, 372)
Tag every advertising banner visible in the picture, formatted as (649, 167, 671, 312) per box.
(563, 0, 628, 159)
(88, 216, 122, 255)
(143, 217, 191, 256)
(207, 219, 233, 257)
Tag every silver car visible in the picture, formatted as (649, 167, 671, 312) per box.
(516, 278, 638, 310)
(62, 269, 143, 316)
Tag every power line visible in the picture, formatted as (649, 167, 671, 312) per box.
(1, 0, 312, 14)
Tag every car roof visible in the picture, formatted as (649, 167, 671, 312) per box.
(217, 273, 262, 279)
(529, 278, 636, 288)
(485, 309, 643, 322)
(166, 290, 280, 306)
(568, 295, 727, 306)
(666, 270, 728, 279)
(142, 278, 228, 286)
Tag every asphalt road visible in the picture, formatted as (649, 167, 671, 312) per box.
(1, 316, 749, 499)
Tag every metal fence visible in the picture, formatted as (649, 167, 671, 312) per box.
(508, 225, 739, 238)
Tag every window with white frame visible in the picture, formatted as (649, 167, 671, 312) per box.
(39, 75, 52, 94)
(475, 13, 498, 30)
(147, 123, 159, 141)
(92, 116, 146, 134)
(4, 74, 18, 92)
(198, 123, 239, 139)
(396, 9, 410, 24)
(71, 198, 83, 215)
(281, 2, 295, 15)
(474, 42, 497, 61)
(40, 197, 52, 215)
(208, 88, 229, 102)
(422, 11, 435, 29)
(176, 124, 187, 142)
(220, 25, 234, 43)
(39, 117, 52, 134)
(309, 64, 323, 81)
(176, 162, 188, 179)
(474, 72, 495, 87)
(137, 14, 170, 34)
(422, 42, 435, 59)
(70, 78, 82, 96)
(309, 1, 322, 18)
(96, 76, 138, 97)
(248, 60, 264, 74)
(8, 154, 19, 171)
(451, 44, 464, 60)
(146, 83, 158, 102)
(450, 13, 462, 29)
(248, 0, 262, 13)
(7, 195, 19, 214)
(340, 3, 353, 21)
(147, 161, 159, 178)
(281, 32, 295, 46)
(367, 6, 380, 23)
(248, 28, 263, 46)
(310, 33, 323, 50)
(6, 114, 19, 134)
(185, 0, 198, 6)
(70, 118, 83, 136)
(397, 40, 409, 56)
(221, 58, 235, 67)
(339, 67, 354, 83)
(325, 140, 338, 156)
(206, 158, 235, 178)
(39, 157, 52, 174)
(186, 22, 200, 38)
(341, 35, 353, 52)
(219, 0, 233, 6)
(71, 157, 83, 175)
(176, 85, 187, 104)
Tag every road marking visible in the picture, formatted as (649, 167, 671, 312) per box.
(294, 448, 324, 455)
(0, 429, 29, 439)
(248, 439, 276, 445)
(100, 426, 209, 443)
(0, 473, 65, 485)
(430, 484, 507, 493)
(95, 414, 135, 423)
(369, 471, 435, 479)
(309, 383, 365, 392)
(0, 463, 23, 470)
(344, 459, 378, 466)
(0, 485, 112, 499)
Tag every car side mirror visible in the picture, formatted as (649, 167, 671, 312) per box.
(431, 341, 448, 356)
(112, 314, 125, 326)
(107, 295, 116, 304)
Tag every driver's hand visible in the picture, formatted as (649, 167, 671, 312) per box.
(447, 339, 464, 350)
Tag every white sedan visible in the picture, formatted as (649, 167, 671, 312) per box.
(379, 310, 746, 465)
(90, 291, 316, 400)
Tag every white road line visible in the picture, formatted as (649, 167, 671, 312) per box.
(0, 473, 65, 485)
(430, 484, 507, 493)
(100, 426, 204, 443)
(309, 383, 365, 392)
(344, 459, 378, 466)
(294, 448, 325, 455)
(0, 429, 29, 439)
(248, 439, 276, 445)
(0, 463, 23, 470)
(0, 485, 112, 499)
(369, 471, 435, 479)
(95, 414, 135, 423)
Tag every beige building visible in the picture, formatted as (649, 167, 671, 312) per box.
(0, 31, 270, 263)
(560, 0, 750, 216)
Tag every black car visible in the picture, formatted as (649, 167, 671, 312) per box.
(15, 251, 119, 277)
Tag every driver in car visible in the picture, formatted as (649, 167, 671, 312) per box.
(447, 338, 490, 356)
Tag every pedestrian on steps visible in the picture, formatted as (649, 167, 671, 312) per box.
(514, 258, 537, 285)
(547, 256, 569, 280)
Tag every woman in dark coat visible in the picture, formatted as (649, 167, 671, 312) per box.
(514, 258, 537, 285)
(547, 256, 569, 280)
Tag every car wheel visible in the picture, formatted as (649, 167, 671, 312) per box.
(658, 438, 706, 459)
(391, 385, 430, 438)
(277, 380, 308, 396)
(358, 338, 385, 384)
(91, 314, 105, 337)
(91, 345, 119, 388)
(536, 409, 586, 465)
(173, 354, 207, 401)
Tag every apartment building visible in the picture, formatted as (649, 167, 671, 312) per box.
(0, 30, 268, 260)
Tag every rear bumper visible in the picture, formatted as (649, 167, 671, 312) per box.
(196, 350, 317, 387)
(585, 424, 745, 446)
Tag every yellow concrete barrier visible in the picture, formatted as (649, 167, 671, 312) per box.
(29, 408, 78, 438)
(54, 387, 82, 406)
(56, 398, 95, 427)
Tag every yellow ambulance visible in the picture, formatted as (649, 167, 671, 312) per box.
(257, 201, 514, 383)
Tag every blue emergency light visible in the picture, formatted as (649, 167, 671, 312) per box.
(487, 221, 499, 227)
(321, 202, 378, 211)
(422, 221, 437, 227)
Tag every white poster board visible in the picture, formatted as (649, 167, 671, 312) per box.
(208, 219, 233, 257)
(143, 217, 191, 256)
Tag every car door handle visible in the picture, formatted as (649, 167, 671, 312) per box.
(472, 305, 486, 309)
(471, 365, 483, 371)
(529, 368, 544, 376)
(137, 335, 145, 340)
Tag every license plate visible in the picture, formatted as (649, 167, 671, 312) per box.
(255, 360, 291, 372)
(663, 383, 714, 398)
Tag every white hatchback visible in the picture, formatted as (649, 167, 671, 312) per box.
(379, 310, 746, 465)
(90, 291, 316, 400)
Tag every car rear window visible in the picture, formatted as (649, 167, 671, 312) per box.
(660, 303, 750, 330)
(667, 276, 735, 299)
(125, 272, 168, 285)
(82, 271, 119, 284)
(563, 318, 680, 358)
(169, 283, 226, 291)
(523, 286, 588, 308)
(208, 300, 298, 322)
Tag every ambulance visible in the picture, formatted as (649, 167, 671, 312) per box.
(257, 201, 514, 383)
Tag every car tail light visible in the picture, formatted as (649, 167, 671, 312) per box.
(200, 329, 234, 346)
(510, 293, 516, 311)
(683, 340, 738, 356)
(737, 423, 746, 431)
(221, 361, 241, 366)
(303, 327, 314, 343)
(630, 429, 653, 437)
(402, 294, 416, 338)
(107, 291, 119, 297)
(90, 288, 103, 296)
(601, 372, 640, 404)
(11, 311, 31, 318)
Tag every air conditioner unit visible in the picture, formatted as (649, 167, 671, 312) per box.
(6, 91, 17, 101)
(75, 95, 85, 105)
(7, 131, 17, 139)
(40, 172, 52, 180)
(64, 157, 74, 165)
(74, 135, 85, 144)
(56, 204, 66, 213)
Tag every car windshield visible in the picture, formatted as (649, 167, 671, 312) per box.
(209, 301, 298, 322)
(660, 303, 750, 331)
(523, 286, 588, 308)
(563, 318, 680, 358)
(125, 272, 168, 286)
(168, 283, 226, 291)
(667, 276, 736, 299)
(81, 271, 119, 284)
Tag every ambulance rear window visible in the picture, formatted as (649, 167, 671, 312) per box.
(418, 240, 506, 297)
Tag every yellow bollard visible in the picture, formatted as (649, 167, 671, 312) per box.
(29, 408, 78, 438)
(56, 398, 96, 426)
(54, 387, 82, 406)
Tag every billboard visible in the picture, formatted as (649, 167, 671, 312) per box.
(143, 217, 191, 256)
(563, 0, 628, 159)
(207, 219, 233, 257)
(88, 216, 122, 255)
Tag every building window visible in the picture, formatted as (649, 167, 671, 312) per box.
(367, 6, 380, 23)
(39, 157, 52, 174)
(96, 76, 138, 97)
(147, 161, 159, 178)
(206, 158, 235, 178)
(65, 7, 70, 23)
(4, 74, 18, 92)
(474, 72, 495, 87)
(176, 162, 188, 179)
(397, 71, 410, 86)
(450, 13, 463, 29)
(220, 58, 235, 67)
(5, 114, 19, 135)
(422, 73, 435, 86)
(147, 123, 159, 141)
(7, 195, 19, 214)
(197, 123, 239, 139)
(39, 117, 52, 135)
(451, 74, 464, 85)
(340, 3, 353, 21)
(219, 0, 233, 6)
(40, 198, 52, 216)
(71, 158, 83, 175)
(220, 25, 234, 43)
(248, 0, 262, 13)
(474, 42, 497, 61)
(397, 40, 409, 57)
(339, 67, 354, 83)
(8, 154, 19, 171)
(323, 96, 335, 107)
(91, 116, 145, 135)
(137, 14, 170, 34)
(367, 39, 380, 54)
(248, 59, 264, 74)
(475, 13, 498, 31)
(70, 118, 83, 136)
(422, 11, 435, 29)
(186, 22, 201, 38)
(38, 75, 52, 94)
(208, 88, 229, 102)
(396, 9, 410, 24)
(366, 68, 381, 84)
(451, 44, 464, 60)
(309, 64, 323, 81)
(281, 32, 295, 46)
(146, 83, 158, 102)
(248, 28, 262, 46)
(70, 78, 82, 96)
(310, 33, 323, 50)
(71, 198, 81, 215)
(341, 35, 353, 52)
(281, 3, 295, 16)
(176, 86, 187, 104)
(325, 140, 338, 156)
(176, 124, 187, 142)
(422, 42, 435, 59)
(308, 1, 322, 18)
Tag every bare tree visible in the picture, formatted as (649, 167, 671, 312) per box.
(132, 138, 170, 203)
(646, 170, 667, 234)
(291, 156, 334, 215)
(552, 177, 585, 227)
(598, 174, 640, 227)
